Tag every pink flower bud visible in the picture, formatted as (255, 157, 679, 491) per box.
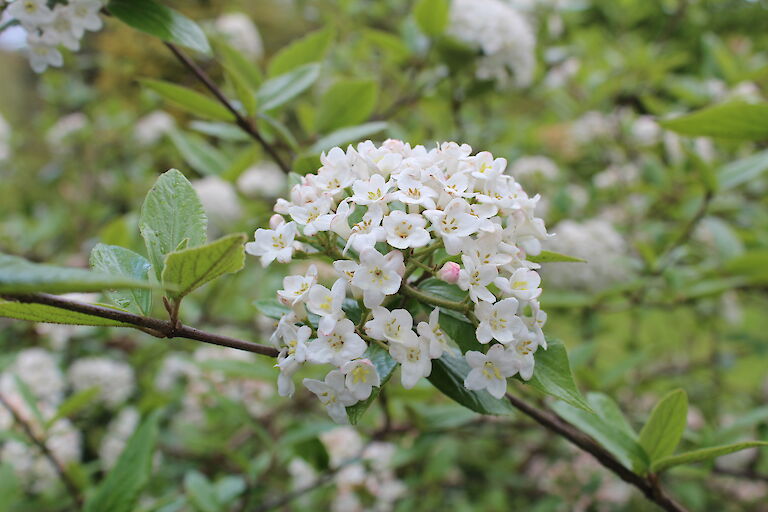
(269, 214, 285, 230)
(437, 262, 461, 284)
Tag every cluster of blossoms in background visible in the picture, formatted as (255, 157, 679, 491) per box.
(4, 0, 104, 72)
(247, 139, 550, 423)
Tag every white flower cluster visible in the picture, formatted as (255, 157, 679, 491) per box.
(448, 0, 536, 88)
(99, 407, 140, 470)
(247, 140, 550, 423)
(6, 0, 104, 72)
(542, 219, 629, 292)
(67, 356, 135, 408)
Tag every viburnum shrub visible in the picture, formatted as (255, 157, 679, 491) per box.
(247, 140, 550, 423)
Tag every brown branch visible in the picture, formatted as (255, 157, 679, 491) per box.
(163, 42, 291, 174)
(505, 393, 687, 512)
(0, 293, 279, 358)
(0, 394, 84, 507)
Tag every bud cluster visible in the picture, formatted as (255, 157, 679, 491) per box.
(248, 140, 550, 423)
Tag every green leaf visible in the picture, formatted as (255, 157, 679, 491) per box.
(413, 0, 450, 37)
(724, 250, 768, 284)
(168, 130, 229, 176)
(84, 411, 161, 512)
(718, 149, 768, 191)
(309, 121, 388, 154)
(527, 251, 586, 264)
(586, 392, 637, 439)
(639, 389, 688, 464)
(316, 79, 379, 133)
(437, 309, 482, 354)
(215, 39, 262, 88)
(347, 344, 398, 425)
(162, 234, 246, 300)
(427, 353, 514, 416)
(659, 102, 768, 140)
(253, 299, 290, 320)
(12, 375, 44, 426)
(267, 27, 335, 77)
(90, 244, 152, 315)
(107, 0, 210, 54)
(188, 121, 250, 141)
(214, 476, 246, 505)
(185, 471, 219, 512)
(0, 253, 155, 294)
(256, 63, 321, 111)
(418, 278, 467, 303)
(224, 65, 257, 116)
(524, 339, 593, 413)
(139, 169, 208, 281)
(552, 400, 650, 472)
(0, 300, 128, 326)
(257, 112, 300, 152)
(45, 388, 100, 429)
(651, 441, 768, 473)
(141, 79, 234, 122)
(292, 153, 322, 175)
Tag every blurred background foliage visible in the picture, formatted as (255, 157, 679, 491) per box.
(2, 0, 768, 510)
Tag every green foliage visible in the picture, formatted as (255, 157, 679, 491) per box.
(638, 389, 689, 465)
(161, 233, 247, 300)
(427, 354, 515, 415)
(316, 79, 379, 133)
(168, 130, 229, 176)
(0, 300, 127, 326)
(140, 79, 235, 122)
(652, 441, 768, 473)
(45, 388, 100, 429)
(525, 339, 593, 413)
(84, 411, 161, 512)
(528, 251, 586, 264)
(107, 0, 210, 54)
(256, 64, 321, 111)
(90, 244, 152, 315)
(660, 102, 768, 140)
(139, 169, 207, 281)
(718, 149, 768, 190)
(310, 122, 389, 153)
(413, 0, 450, 37)
(267, 27, 335, 77)
(0, 253, 154, 294)
(346, 343, 398, 425)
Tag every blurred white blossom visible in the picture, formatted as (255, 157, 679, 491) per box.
(67, 357, 135, 408)
(214, 12, 263, 59)
(134, 111, 175, 146)
(99, 407, 140, 470)
(237, 162, 287, 198)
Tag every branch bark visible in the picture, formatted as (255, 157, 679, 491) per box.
(163, 42, 292, 174)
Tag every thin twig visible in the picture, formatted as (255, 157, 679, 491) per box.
(0, 394, 84, 507)
(163, 42, 292, 174)
(505, 392, 687, 512)
(1, 293, 279, 357)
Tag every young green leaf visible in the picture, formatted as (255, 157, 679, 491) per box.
(651, 441, 768, 473)
(413, 0, 450, 37)
(161, 234, 247, 300)
(224, 65, 257, 116)
(309, 121, 388, 154)
(140, 79, 235, 122)
(660, 101, 768, 140)
(256, 63, 321, 111)
(107, 0, 210, 54)
(552, 400, 649, 473)
(586, 392, 637, 439)
(84, 411, 161, 512)
(524, 338, 593, 413)
(215, 39, 262, 88)
(167, 130, 229, 176)
(0, 300, 128, 326)
(253, 299, 290, 320)
(139, 169, 207, 281)
(346, 343, 398, 425)
(90, 244, 152, 315)
(427, 353, 515, 416)
(45, 387, 101, 429)
(184, 471, 219, 512)
(638, 389, 688, 464)
(267, 27, 335, 77)
(316, 79, 379, 133)
(718, 149, 768, 191)
(527, 251, 586, 264)
(0, 253, 154, 294)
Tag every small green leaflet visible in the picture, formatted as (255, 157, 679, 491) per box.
(0, 300, 128, 327)
(90, 244, 152, 315)
(638, 389, 688, 464)
(527, 251, 586, 264)
(256, 63, 321, 112)
(651, 441, 768, 473)
(267, 27, 335, 77)
(140, 79, 235, 122)
(660, 101, 768, 140)
(523, 339, 593, 413)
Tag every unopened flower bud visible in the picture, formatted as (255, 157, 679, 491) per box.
(269, 214, 286, 230)
(437, 262, 461, 284)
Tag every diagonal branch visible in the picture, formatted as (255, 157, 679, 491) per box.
(0, 393, 84, 507)
(163, 42, 291, 174)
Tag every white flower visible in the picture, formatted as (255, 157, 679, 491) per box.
(99, 408, 140, 470)
(277, 265, 318, 306)
(463, 344, 517, 398)
(382, 210, 431, 249)
(288, 195, 334, 236)
(68, 0, 103, 33)
(246, 221, 297, 266)
(350, 174, 392, 206)
(388, 331, 432, 388)
(303, 370, 357, 423)
(276, 353, 301, 397)
(306, 318, 366, 367)
(364, 307, 413, 342)
(343, 206, 386, 253)
(306, 279, 347, 335)
(416, 307, 451, 358)
(394, 175, 437, 209)
(25, 34, 63, 73)
(496, 268, 541, 301)
(508, 337, 537, 380)
(67, 357, 135, 408)
(214, 12, 263, 58)
(0, 348, 64, 407)
(475, 298, 525, 344)
(351, 248, 403, 308)
(281, 324, 313, 364)
(192, 176, 242, 226)
(457, 255, 498, 303)
(134, 111, 175, 146)
(8, 0, 55, 28)
(42, 5, 81, 51)
(237, 162, 286, 198)
(341, 358, 380, 401)
(424, 198, 480, 255)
